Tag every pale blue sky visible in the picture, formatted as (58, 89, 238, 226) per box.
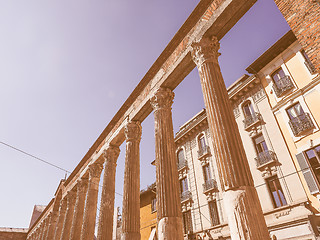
(0, 0, 290, 228)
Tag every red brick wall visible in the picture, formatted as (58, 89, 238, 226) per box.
(274, 0, 320, 73)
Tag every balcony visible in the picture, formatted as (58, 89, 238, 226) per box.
(197, 145, 210, 159)
(254, 150, 277, 169)
(202, 179, 218, 194)
(273, 76, 294, 97)
(181, 190, 192, 202)
(289, 113, 315, 136)
(304, 61, 316, 75)
(243, 112, 262, 130)
(178, 159, 188, 170)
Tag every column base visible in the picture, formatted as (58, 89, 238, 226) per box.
(223, 186, 270, 240)
(158, 216, 184, 240)
(121, 232, 140, 240)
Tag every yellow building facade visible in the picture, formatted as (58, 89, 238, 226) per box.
(247, 30, 320, 212)
(140, 184, 157, 240)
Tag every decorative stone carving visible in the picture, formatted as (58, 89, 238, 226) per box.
(191, 36, 270, 240)
(151, 87, 184, 240)
(150, 87, 174, 110)
(97, 145, 120, 240)
(121, 121, 142, 240)
(191, 36, 220, 67)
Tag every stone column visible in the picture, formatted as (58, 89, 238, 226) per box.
(61, 188, 77, 240)
(47, 209, 58, 240)
(150, 88, 184, 240)
(121, 121, 142, 240)
(43, 213, 51, 240)
(97, 145, 121, 240)
(80, 161, 104, 240)
(191, 36, 269, 240)
(38, 222, 45, 240)
(70, 176, 89, 240)
(53, 197, 67, 240)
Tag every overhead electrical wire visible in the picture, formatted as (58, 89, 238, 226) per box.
(0, 140, 123, 196)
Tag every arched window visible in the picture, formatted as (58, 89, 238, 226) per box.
(242, 101, 254, 118)
(198, 133, 206, 152)
(177, 149, 185, 164)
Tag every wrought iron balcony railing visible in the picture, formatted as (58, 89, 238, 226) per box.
(272, 75, 294, 97)
(304, 61, 316, 75)
(202, 179, 218, 193)
(289, 113, 315, 136)
(254, 150, 277, 169)
(197, 145, 210, 159)
(243, 112, 262, 130)
(181, 190, 192, 202)
(177, 159, 188, 170)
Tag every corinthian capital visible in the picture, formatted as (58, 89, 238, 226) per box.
(191, 36, 220, 67)
(150, 87, 174, 111)
(77, 176, 89, 193)
(103, 145, 120, 165)
(88, 161, 104, 178)
(124, 121, 142, 142)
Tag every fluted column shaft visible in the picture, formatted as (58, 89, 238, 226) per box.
(191, 36, 269, 240)
(38, 222, 45, 240)
(150, 88, 184, 240)
(47, 195, 61, 240)
(80, 162, 104, 240)
(97, 146, 120, 240)
(61, 189, 77, 240)
(121, 121, 142, 240)
(53, 198, 67, 240)
(70, 177, 89, 240)
(43, 214, 51, 240)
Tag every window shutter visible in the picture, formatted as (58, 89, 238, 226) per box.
(296, 152, 320, 194)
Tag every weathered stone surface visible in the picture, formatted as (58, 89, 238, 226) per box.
(80, 162, 103, 240)
(70, 176, 89, 240)
(191, 36, 269, 239)
(151, 87, 184, 240)
(0, 228, 28, 240)
(121, 121, 142, 240)
(97, 145, 120, 240)
(53, 197, 67, 240)
(61, 189, 77, 240)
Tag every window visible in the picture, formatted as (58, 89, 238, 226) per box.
(182, 210, 193, 234)
(198, 134, 206, 151)
(301, 49, 316, 74)
(286, 103, 314, 136)
(202, 164, 211, 182)
(253, 134, 268, 154)
(271, 67, 294, 97)
(208, 200, 220, 226)
(271, 67, 286, 84)
(177, 149, 185, 164)
(286, 103, 305, 120)
(242, 101, 254, 118)
(305, 145, 320, 185)
(151, 197, 157, 212)
(266, 176, 287, 208)
(180, 177, 189, 193)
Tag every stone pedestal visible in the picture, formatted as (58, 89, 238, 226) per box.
(53, 197, 68, 240)
(191, 36, 269, 240)
(70, 176, 89, 240)
(121, 121, 142, 240)
(151, 88, 184, 240)
(97, 146, 120, 240)
(61, 189, 77, 240)
(80, 162, 104, 240)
